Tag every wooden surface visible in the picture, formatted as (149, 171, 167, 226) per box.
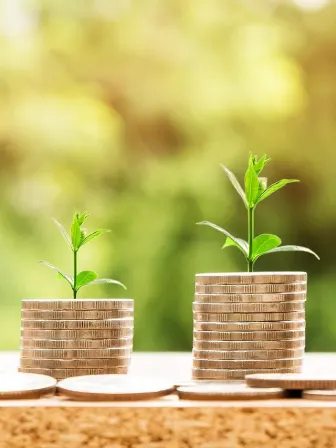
(1, 352, 336, 447)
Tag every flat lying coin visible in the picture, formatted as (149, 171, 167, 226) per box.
(20, 347, 132, 359)
(177, 383, 285, 400)
(21, 318, 134, 330)
(193, 311, 305, 322)
(0, 372, 56, 399)
(193, 358, 302, 369)
(193, 301, 305, 314)
(195, 283, 306, 294)
(21, 328, 133, 339)
(195, 272, 307, 285)
(195, 292, 306, 303)
(302, 390, 336, 401)
(194, 320, 306, 332)
(22, 299, 134, 310)
(19, 367, 128, 379)
(245, 374, 336, 390)
(192, 367, 301, 380)
(193, 330, 305, 341)
(20, 337, 133, 349)
(21, 309, 133, 320)
(57, 375, 175, 401)
(192, 348, 305, 360)
(193, 338, 305, 351)
(20, 357, 130, 369)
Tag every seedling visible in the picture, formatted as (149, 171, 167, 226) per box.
(198, 154, 319, 272)
(40, 211, 126, 298)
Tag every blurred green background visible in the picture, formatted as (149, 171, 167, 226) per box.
(0, 0, 333, 351)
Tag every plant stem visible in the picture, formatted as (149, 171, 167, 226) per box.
(73, 250, 78, 299)
(247, 207, 254, 272)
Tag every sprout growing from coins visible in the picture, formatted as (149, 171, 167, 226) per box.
(40, 211, 126, 298)
(198, 154, 320, 272)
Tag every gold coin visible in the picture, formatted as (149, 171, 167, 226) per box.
(246, 374, 336, 390)
(192, 348, 305, 360)
(177, 383, 285, 400)
(57, 375, 175, 401)
(20, 357, 130, 369)
(21, 328, 133, 339)
(193, 329, 305, 341)
(20, 337, 133, 349)
(20, 347, 132, 359)
(195, 272, 307, 285)
(0, 372, 56, 399)
(302, 390, 336, 401)
(193, 338, 305, 350)
(21, 318, 134, 330)
(21, 309, 133, 320)
(192, 367, 301, 380)
(193, 301, 305, 314)
(193, 311, 305, 322)
(193, 358, 302, 369)
(195, 283, 306, 294)
(195, 292, 306, 303)
(22, 299, 134, 310)
(19, 367, 128, 379)
(193, 320, 306, 332)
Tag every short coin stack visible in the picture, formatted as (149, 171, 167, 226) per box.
(19, 299, 134, 380)
(192, 272, 306, 381)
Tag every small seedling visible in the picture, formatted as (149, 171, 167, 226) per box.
(198, 154, 319, 272)
(40, 211, 126, 298)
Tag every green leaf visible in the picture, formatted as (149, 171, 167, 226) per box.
(52, 218, 72, 249)
(253, 155, 271, 175)
(223, 237, 249, 256)
(88, 278, 127, 290)
(245, 165, 260, 207)
(265, 245, 320, 260)
(256, 179, 299, 205)
(81, 229, 111, 247)
(220, 164, 247, 207)
(197, 221, 248, 258)
(77, 211, 89, 226)
(252, 234, 282, 261)
(71, 212, 82, 251)
(76, 270, 98, 291)
(39, 261, 74, 288)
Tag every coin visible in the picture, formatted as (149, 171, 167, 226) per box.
(193, 320, 306, 332)
(193, 311, 305, 322)
(0, 372, 57, 399)
(192, 367, 301, 380)
(20, 337, 133, 349)
(245, 374, 336, 390)
(20, 347, 132, 359)
(192, 348, 305, 360)
(20, 357, 130, 369)
(192, 358, 302, 369)
(57, 375, 175, 401)
(195, 283, 306, 294)
(21, 309, 133, 320)
(19, 367, 128, 379)
(22, 299, 134, 310)
(193, 301, 305, 314)
(21, 318, 134, 330)
(195, 272, 307, 285)
(21, 328, 133, 339)
(193, 330, 305, 341)
(177, 383, 285, 400)
(195, 292, 306, 303)
(193, 338, 305, 350)
(302, 390, 336, 401)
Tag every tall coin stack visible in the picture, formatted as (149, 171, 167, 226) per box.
(192, 272, 306, 381)
(19, 299, 134, 380)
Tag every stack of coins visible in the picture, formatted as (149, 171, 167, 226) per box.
(192, 272, 306, 381)
(19, 299, 134, 380)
